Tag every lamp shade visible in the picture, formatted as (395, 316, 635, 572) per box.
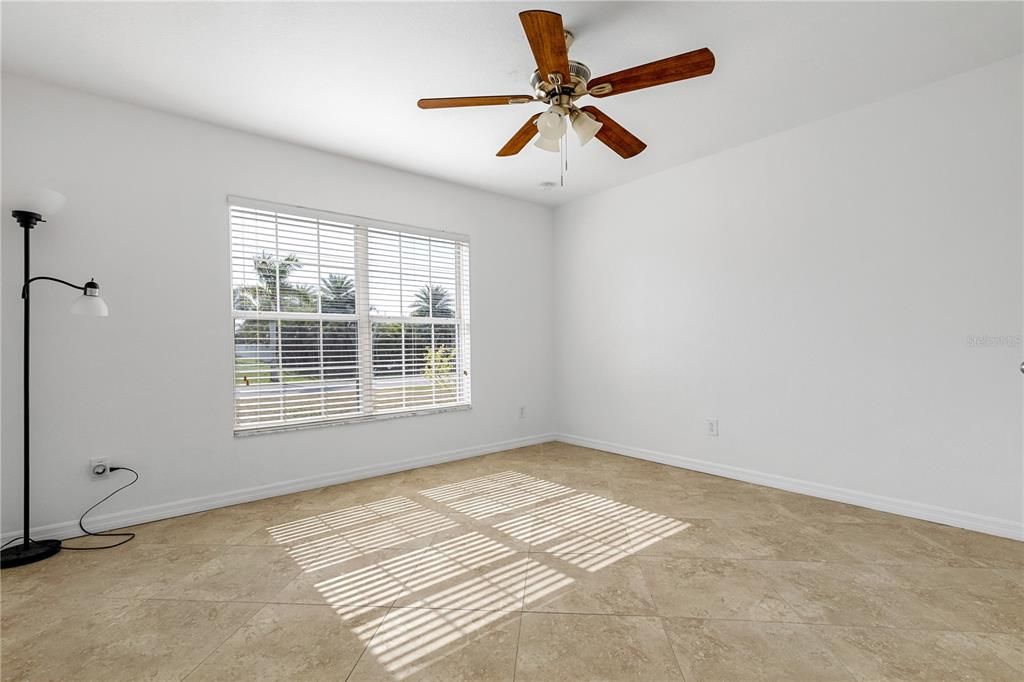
(70, 280, 109, 317)
(534, 135, 561, 153)
(15, 188, 66, 217)
(70, 294, 109, 317)
(536, 106, 567, 141)
(572, 111, 603, 146)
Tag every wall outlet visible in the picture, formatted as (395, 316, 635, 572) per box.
(706, 419, 719, 437)
(89, 457, 111, 478)
(518, 406, 526, 420)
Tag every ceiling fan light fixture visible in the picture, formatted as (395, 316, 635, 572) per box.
(571, 110, 603, 146)
(536, 105, 567, 140)
(534, 135, 561, 153)
(418, 10, 713, 160)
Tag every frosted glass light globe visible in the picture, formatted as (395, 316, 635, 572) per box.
(536, 107, 567, 141)
(534, 135, 561, 153)
(572, 110, 603, 146)
(70, 294, 110, 317)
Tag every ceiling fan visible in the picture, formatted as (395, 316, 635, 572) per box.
(417, 9, 715, 159)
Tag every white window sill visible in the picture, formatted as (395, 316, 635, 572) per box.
(233, 403, 472, 437)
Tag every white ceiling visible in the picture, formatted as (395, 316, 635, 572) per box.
(3, 2, 1021, 206)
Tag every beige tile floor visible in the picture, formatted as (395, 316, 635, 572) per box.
(2, 442, 1022, 681)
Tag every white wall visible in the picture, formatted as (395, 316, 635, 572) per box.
(554, 56, 1023, 538)
(1, 76, 556, 538)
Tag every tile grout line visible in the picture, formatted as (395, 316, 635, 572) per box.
(343, 603, 391, 682)
(657, 615, 690, 682)
(110, 530, 1009, 570)
(103, 588, 1018, 637)
(511, 603, 526, 682)
(180, 601, 268, 681)
(342, 541, 437, 681)
(634, 555, 668, 624)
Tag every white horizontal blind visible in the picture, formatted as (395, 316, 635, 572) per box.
(230, 202, 470, 433)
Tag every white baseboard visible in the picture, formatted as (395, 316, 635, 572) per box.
(10, 431, 1019, 544)
(2, 433, 556, 543)
(555, 433, 1024, 541)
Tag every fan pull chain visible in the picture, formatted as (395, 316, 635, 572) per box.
(560, 126, 568, 187)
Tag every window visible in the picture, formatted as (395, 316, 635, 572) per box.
(230, 198, 470, 434)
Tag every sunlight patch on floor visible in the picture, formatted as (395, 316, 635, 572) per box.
(369, 607, 516, 676)
(421, 471, 576, 520)
(315, 548, 427, 611)
(419, 471, 537, 503)
(402, 555, 533, 611)
(287, 535, 362, 572)
(271, 498, 458, 572)
(270, 466, 692, 678)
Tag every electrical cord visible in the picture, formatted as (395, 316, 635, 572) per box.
(62, 466, 139, 551)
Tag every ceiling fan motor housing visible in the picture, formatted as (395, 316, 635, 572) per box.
(531, 60, 591, 100)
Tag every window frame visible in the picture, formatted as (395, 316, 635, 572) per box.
(228, 196, 472, 436)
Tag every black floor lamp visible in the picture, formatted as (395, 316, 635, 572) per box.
(1, 188, 109, 569)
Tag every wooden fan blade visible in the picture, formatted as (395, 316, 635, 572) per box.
(519, 10, 570, 85)
(588, 47, 715, 97)
(418, 95, 534, 109)
(579, 106, 646, 159)
(497, 114, 541, 157)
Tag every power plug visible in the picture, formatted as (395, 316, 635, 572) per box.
(89, 457, 111, 477)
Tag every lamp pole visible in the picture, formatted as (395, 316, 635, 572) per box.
(23, 214, 33, 556)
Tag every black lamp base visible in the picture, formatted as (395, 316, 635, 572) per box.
(0, 539, 61, 568)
